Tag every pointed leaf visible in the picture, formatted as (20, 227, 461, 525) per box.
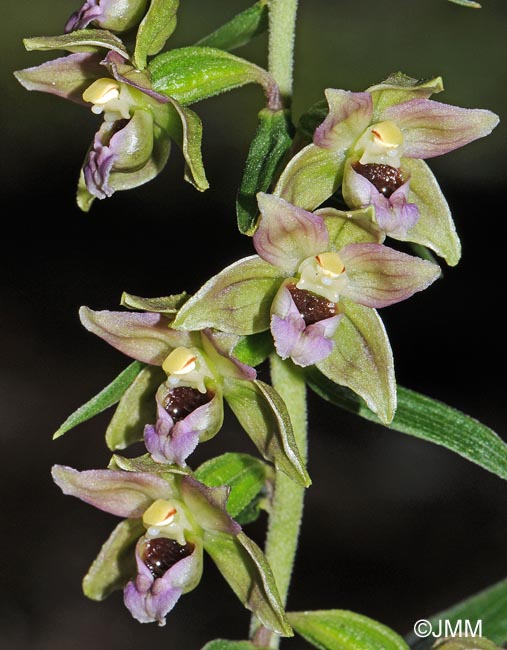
(274, 144, 346, 212)
(195, 453, 269, 518)
(196, 1, 269, 51)
(172, 256, 284, 335)
(83, 518, 144, 601)
(105, 365, 165, 451)
(23, 30, 129, 57)
(306, 370, 507, 482)
(121, 291, 189, 314)
(204, 530, 292, 637)
(317, 300, 396, 424)
(149, 46, 278, 107)
(134, 0, 179, 70)
(399, 158, 461, 266)
(233, 332, 274, 367)
(53, 361, 144, 439)
(288, 610, 408, 650)
(224, 378, 310, 487)
(237, 108, 294, 235)
(406, 580, 507, 649)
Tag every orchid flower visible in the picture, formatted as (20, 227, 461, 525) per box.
(52, 464, 290, 634)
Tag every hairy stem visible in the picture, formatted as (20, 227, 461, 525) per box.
(252, 356, 308, 648)
(268, 0, 299, 105)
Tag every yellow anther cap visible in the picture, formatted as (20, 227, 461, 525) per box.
(315, 252, 345, 277)
(143, 499, 177, 528)
(162, 347, 198, 376)
(371, 121, 404, 148)
(82, 78, 120, 105)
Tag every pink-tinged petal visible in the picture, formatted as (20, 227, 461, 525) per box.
(180, 476, 241, 536)
(339, 243, 440, 308)
(254, 193, 328, 274)
(382, 99, 499, 159)
(386, 183, 420, 237)
(14, 52, 103, 104)
(65, 0, 102, 31)
(342, 162, 378, 208)
(79, 307, 192, 364)
(200, 330, 257, 381)
(52, 465, 173, 517)
(270, 285, 341, 367)
(314, 89, 373, 150)
(124, 538, 202, 625)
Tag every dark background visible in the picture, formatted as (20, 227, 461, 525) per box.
(2, 0, 507, 648)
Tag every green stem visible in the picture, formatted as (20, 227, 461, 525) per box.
(252, 356, 308, 648)
(268, 0, 299, 105)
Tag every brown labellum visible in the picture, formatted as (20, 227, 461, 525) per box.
(163, 387, 211, 423)
(287, 283, 337, 326)
(352, 162, 404, 198)
(143, 538, 195, 579)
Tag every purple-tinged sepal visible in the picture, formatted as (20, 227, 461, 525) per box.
(313, 89, 373, 150)
(66, 0, 148, 33)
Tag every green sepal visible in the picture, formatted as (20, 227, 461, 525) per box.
(172, 256, 284, 335)
(288, 610, 408, 650)
(401, 158, 461, 266)
(274, 143, 346, 212)
(121, 291, 189, 314)
(196, 0, 269, 51)
(194, 452, 269, 518)
(110, 453, 190, 479)
(134, 0, 179, 70)
(203, 530, 293, 637)
(433, 640, 499, 650)
(53, 361, 145, 439)
(316, 206, 383, 249)
(149, 46, 277, 107)
(367, 72, 444, 118)
(82, 518, 144, 601)
(237, 108, 294, 235)
(201, 642, 268, 650)
(23, 30, 129, 58)
(233, 332, 274, 367)
(224, 378, 311, 487)
(105, 365, 165, 451)
(306, 370, 507, 482)
(317, 300, 396, 425)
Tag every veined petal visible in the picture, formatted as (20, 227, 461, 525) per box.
(382, 98, 499, 158)
(79, 307, 192, 364)
(52, 465, 174, 517)
(200, 330, 257, 381)
(314, 89, 373, 150)
(254, 193, 328, 274)
(180, 476, 241, 536)
(14, 52, 103, 104)
(339, 243, 440, 308)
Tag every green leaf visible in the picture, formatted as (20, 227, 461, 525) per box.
(204, 530, 292, 637)
(53, 361, 145, 439)
(401, 158, 461, 266)
(237, 108, 294, 235)
(306, 370, 507, 482)
(224, 378, 311, 487)
(149, 46, 275, 106)
(105, 365, 165, 451)
(120, 291, 188, 314)
(195, 453, 268, 518)
(448, 0, 481, 8)
(288, 610, 408, 650)
(274, 144, 346, 212)
(434, 640, 500, 650)
(196, 1, 269, 51)
(134, 0, 179, 70)
(297, 99, 328, 142)
(317, 300, 396, 425)
(367, 73, 444, 118)
(233, 331, 274, 367)
(23, 30, 129, 58)
(172, 256, 284, 335)
(83, 518, 144, 601)
(201, 642, 266, 650)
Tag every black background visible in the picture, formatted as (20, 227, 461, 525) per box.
(1, 1, 507, 648)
